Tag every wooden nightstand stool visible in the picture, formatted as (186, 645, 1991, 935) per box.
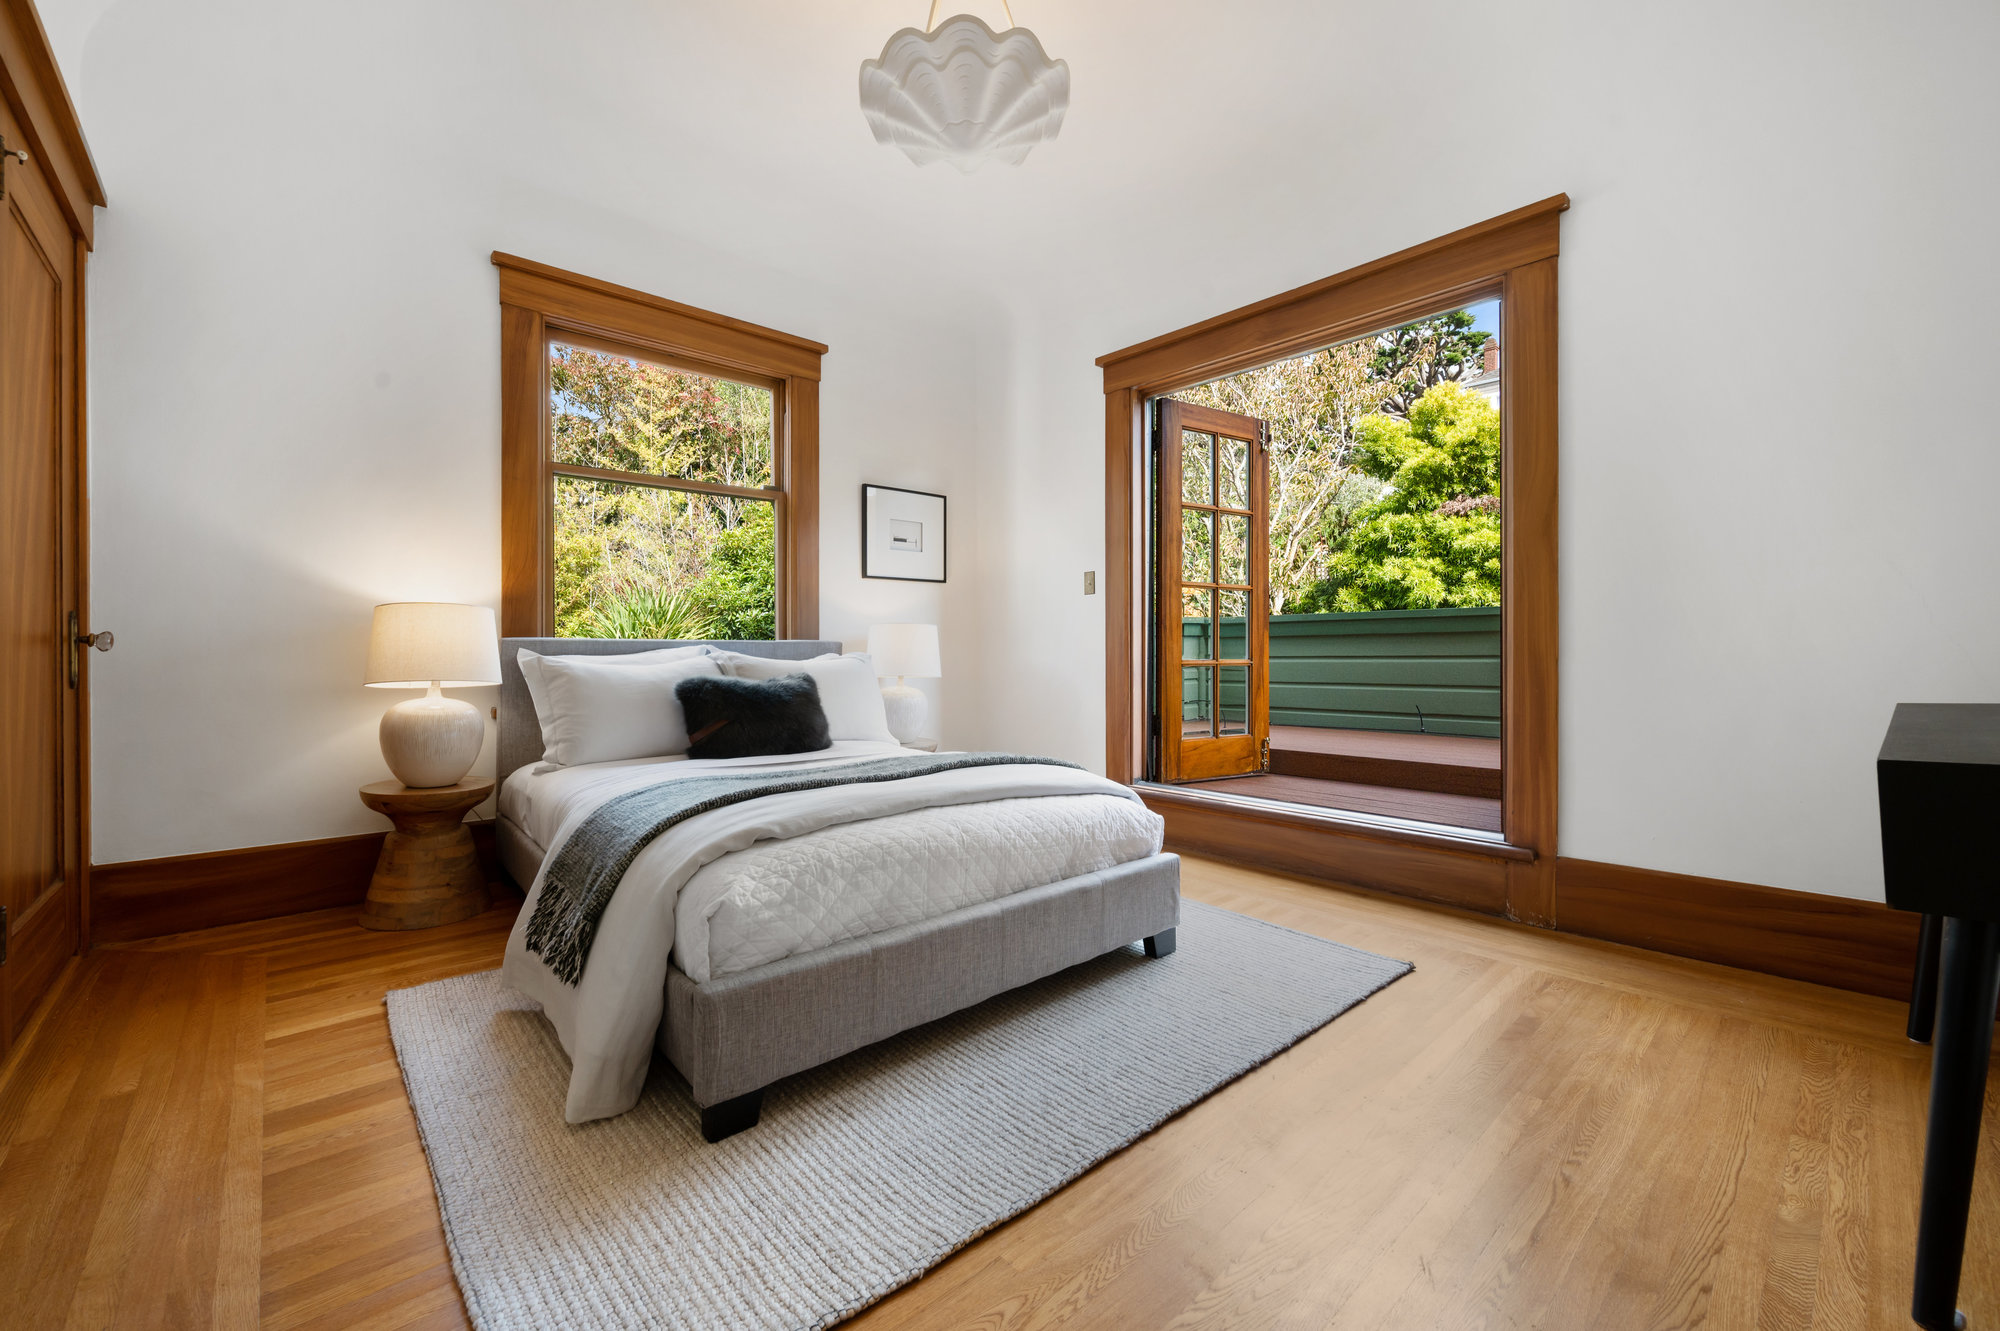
(358, 778, 494, 931)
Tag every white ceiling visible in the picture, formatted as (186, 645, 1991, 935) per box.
(41, 0, 1607, 332)
(41, 0, 1984, 358)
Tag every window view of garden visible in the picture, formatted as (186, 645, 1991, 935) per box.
(1177, 303, 1500, 616)
(1175, 303, 1503, 739)
(548, 342, 779, 640)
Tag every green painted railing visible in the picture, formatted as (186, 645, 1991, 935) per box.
(1181, 606, 1500, 737)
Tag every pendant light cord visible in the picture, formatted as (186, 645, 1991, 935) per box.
(926, 0, 1017, 31)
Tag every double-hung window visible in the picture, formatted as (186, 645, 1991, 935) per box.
(494, 253, 824, 639)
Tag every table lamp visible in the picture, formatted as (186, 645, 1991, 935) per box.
(364, 603, 501, 787)
(867, 623, 941, 745)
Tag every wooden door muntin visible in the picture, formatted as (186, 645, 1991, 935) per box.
(1156, 399, 1268, 782)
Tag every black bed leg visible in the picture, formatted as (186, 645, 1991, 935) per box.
(1144, 929, 1177, 958)
(700, 1088, 764, 1143)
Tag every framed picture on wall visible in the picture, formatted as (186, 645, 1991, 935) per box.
(862, 484, 946, 582)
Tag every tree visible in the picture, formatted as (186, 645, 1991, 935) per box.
(1367, 310, 1491, 418)
(1315, 381, 1501, 611)
(687, 502, 777, 639)
(547, 345, 778, 637)
(549, 345, 771, 488)
(1176, 342, 1384, 613)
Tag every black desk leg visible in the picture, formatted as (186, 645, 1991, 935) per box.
(1912, 916, 2000, 1331)
(1909, 912, 1945, 1044)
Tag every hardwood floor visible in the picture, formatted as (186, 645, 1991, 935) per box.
(0, 858, 1992, 1329)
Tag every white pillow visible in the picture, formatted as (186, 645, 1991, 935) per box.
(709, 651, 896, 744)
(516, 644, 711, 749)
(534, 654, 722, 767)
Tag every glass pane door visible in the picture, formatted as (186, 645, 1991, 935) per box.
(1156, 398, 1268, 782)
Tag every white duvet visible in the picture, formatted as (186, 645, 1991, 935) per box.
(499, 743, 1163, 1122)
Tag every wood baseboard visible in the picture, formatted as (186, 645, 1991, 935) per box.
(1551, 857, 1920, 1001)
(90, 821, 501, 946)
(86, 811, 1923, 1005)
(1150, 787, 1919, 1001)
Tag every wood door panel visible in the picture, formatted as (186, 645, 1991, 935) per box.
(0, 880, 75, 1041)
(0, 89, 83, 1051)
(1, 197, 63, 930)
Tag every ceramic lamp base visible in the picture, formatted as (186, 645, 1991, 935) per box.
(880, 683, 929, 745)
(380, 687, 484, 788)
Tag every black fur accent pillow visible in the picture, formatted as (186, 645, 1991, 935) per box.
(675, 673, 833, 760)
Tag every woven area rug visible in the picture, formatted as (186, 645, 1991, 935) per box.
(386, 899, 1411, 1331)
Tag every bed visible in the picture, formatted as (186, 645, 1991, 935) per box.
(492, 637, 1182, 1139)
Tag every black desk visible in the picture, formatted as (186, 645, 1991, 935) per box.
(1878, 703, 2000, 1331)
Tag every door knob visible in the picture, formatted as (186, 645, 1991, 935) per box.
(66, 612, 111, 688)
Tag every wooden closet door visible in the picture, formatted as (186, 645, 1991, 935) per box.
(0, 92, 82, 1052)
(1155, 399, 1270, 783)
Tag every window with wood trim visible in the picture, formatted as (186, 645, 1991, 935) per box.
(494, 254, 825, 639)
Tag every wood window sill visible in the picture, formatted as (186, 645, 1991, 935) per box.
(1135, 781, 1536, 863)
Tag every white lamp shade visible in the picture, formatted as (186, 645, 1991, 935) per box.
(364, 603, 501, 688)
(867, 623, 941, 679)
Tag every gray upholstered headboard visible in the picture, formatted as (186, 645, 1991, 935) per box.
(497, 638, 841, 787)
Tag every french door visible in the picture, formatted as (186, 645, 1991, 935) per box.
(1155, 399, 1269, 782)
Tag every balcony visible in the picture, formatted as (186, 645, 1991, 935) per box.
(1182, 607, 1503, 831)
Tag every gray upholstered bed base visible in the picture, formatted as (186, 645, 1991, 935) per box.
(492, 636, 1183, 1141)
(661, 851, 1181, 1110)
(496, 815, 545, 895)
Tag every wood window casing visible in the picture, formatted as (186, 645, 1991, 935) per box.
(494, 253, 826, 638)
(1098, 195, 1567, 924)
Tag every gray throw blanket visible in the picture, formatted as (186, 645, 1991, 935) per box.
(524, 752, 1080, 985)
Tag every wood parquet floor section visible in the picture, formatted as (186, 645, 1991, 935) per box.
(0, 856, 1992, 1328)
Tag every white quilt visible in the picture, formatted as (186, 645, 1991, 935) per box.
(681, 792, 1158, 982)
(498, 744, 1163, 1122)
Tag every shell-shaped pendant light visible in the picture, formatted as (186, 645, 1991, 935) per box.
(859, 12, 1069, 172)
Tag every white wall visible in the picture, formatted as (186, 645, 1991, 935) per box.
(61, 2, 983, 863)
(953, 0, 2000, 903)
(49, 0, 2000, 901)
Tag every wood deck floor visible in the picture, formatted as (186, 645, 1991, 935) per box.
(1270, 725, 1502, 798)
(1181, 726, 1506, 828)
(1184, 771, 1505, 832)
(0, 861, 1993, 1329)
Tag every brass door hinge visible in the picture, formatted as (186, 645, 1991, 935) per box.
(1261, 737, 1271, 770)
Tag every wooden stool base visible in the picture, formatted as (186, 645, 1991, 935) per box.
(358, 779, 494, 931)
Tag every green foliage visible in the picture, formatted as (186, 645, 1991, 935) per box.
(575, 586, 721, 641)
(1174, 304, 1499, 615)
(550, 345, 772, 486)
(1176, 342, 1384, 614)
(547, 345, 778, 640)
(1313, 382, 1501, 611)
(1368, 310, 1492, 417)
(686, 503, 777, 640)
